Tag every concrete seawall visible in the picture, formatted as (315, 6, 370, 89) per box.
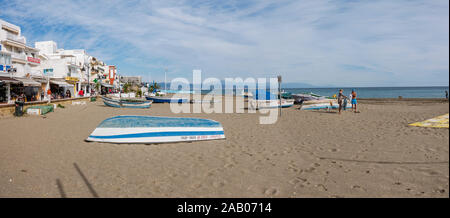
(0, 96, 95, 117)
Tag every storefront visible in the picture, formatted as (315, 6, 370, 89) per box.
(65, 76, 79, 97)
(50, 79, 74, 99)
(32, 77, 49, 100)
(101, 83, 114, 95)
(14, 77, 41, 102)
(0, 76, 19, 104)
(81, 81, 93, 96)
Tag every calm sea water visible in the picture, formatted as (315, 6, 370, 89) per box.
(283, 87, 449, 99)
(199, 86, 449, 98)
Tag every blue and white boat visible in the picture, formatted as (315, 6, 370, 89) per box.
(102, 96, 152, 109)
(86, 115, 226, 144)
(248, 90, 294, 110)
(300, 103, 352, 110)
(145, 96, 189, 103)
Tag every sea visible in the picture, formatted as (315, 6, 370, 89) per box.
(198, 86, 449, 99)
(282, 86, 450, 99)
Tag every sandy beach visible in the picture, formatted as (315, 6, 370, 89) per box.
(0, 97, 448, 198)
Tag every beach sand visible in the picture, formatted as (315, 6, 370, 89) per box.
(0, 97, 448, 198)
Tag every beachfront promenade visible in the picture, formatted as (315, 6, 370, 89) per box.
(0, 98, 448, 197)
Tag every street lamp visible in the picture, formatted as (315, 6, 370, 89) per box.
(278, 75, 282, 116)
(84, 55, 90, 95)
(164, 68, 167, 92)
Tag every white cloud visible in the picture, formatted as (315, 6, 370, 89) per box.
(1, 0, 448, 86)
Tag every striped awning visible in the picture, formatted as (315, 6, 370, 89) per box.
(32, 77, 48, 83)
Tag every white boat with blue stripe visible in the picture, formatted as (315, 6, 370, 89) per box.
(86, 115, 225, 143)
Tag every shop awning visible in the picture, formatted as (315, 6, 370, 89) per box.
(0, 76, 21, 84)
(101, 83, 114, 88)
(50, 80, 74, 87)
(14, 77, 41, 87)
(32, 77, 48, 83)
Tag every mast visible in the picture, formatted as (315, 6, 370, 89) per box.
(118, 74, 121, 101)
(164, 68, 167, 92)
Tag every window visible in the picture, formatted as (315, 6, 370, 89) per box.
(0, 53, 12, 66)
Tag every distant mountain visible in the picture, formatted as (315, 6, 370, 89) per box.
(281, 82, 317, 88)
(149, 81, 319, 89)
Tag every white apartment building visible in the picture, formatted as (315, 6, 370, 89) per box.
(35, 41, 95, 97)
(0, 19, 42, 103)
(0, 19, 42, 77)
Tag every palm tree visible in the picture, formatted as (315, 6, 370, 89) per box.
(95, 81, 101, 94)
(149, 82, 160, 93)
(123, 82, 131, 93)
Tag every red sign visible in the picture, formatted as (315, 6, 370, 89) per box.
(109, 66, 116, 85)
(27, 57, 41, 64)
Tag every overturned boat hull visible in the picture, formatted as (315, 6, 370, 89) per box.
(86, 115, 225, 144)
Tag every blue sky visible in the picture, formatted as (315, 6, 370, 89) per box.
(0, 0, 448, 87)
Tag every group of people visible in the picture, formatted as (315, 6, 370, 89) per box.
(337, 89, 357, 115)
(45, 88, 87, 100)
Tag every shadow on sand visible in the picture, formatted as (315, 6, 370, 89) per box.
(56, 179, 67, 198)
(73, 162, 99, 198)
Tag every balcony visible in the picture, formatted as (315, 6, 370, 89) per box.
(6, 32, 26, 44)
(11, 53, 27, 63)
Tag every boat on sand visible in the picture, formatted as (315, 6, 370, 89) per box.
(145, 96, 188, 103)
(102, 96, 152, 109)
(86, 115, 225, 144)
(248, 90, 294, 110)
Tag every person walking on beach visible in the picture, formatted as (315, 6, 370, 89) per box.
(351, 89, 357, 112)
(338, 89, 347, 115)
(446, 91, 448, 99)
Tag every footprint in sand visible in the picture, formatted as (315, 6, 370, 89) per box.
(212, 181, 225, 188)
(287, 164, 301, 173)
(304, 167, 316, 173)
(168, 173, 178, 178)
(289, 178, 301, 185)
(329, 148, 339, 152)
(264, 188, 279, 196)
(417, 168, 440, 176)
(192, 183, 202, 188)
(351, 185, 366, 191)
(289, 177, 307, 185)
(315, 184, 328, 192)
(224, 163, 234, 168)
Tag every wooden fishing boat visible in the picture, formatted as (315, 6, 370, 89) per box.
(102, 96, 152, 109)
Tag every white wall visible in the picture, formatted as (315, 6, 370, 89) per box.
(35, 41, 57, 55)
